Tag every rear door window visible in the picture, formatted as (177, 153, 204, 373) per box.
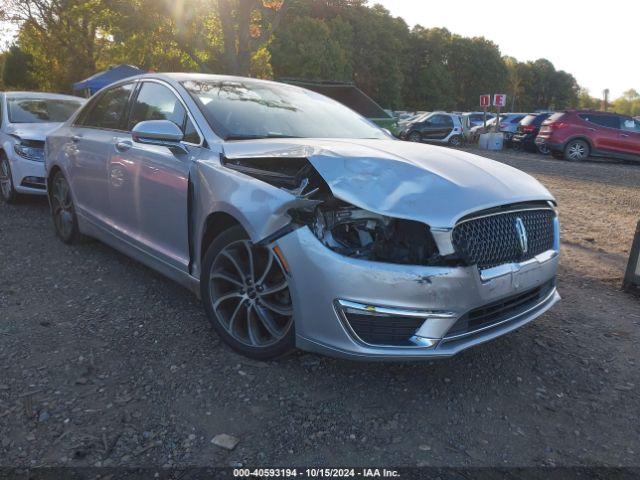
(80, 83, 135, 131)
(579, 114, 620, 129)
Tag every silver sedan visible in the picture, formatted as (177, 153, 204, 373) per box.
(45, 73, 560, 360)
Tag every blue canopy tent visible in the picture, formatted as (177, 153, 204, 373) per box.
(73, 65, 146, 97)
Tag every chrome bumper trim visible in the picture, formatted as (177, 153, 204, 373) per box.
(334, 300, 456, 350)
(441, 285, 558, 343)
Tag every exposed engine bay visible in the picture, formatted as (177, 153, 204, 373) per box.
(222, 156, 443, 265)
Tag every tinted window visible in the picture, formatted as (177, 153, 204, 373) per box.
(129, 82, 200, 143)
(519, 114, 538, 126)
(547, 112, 566, 122)
(621, 118, 640, 133)
(579, 114, 620, 129)
(430, 114, 454, 127)
(8, 97, 83, 123)
(81, 84, 134, 130)
(182, 79, 386, 140)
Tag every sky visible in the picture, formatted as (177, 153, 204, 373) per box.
(374, 0, 638, 100)
(1, 1, 637, 100)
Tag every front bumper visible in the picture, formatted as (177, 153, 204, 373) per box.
(9, 155, 47, 195)
(276, 227, 560, 360)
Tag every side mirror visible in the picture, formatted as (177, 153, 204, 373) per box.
(132, 120, 188, 154)
(381, 128, 393, 137)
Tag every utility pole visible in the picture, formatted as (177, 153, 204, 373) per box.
(602, 89, 610, 112)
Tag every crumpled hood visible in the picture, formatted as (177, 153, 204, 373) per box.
(5, 123, 64, 142)
(222, 138, 554, 229)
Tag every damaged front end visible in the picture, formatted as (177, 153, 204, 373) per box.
(222, 155, 451, 266)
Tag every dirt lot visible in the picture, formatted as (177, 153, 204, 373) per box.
(1, 148, 639, 469)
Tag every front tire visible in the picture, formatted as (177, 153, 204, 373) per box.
(0, 156, 18, 204)
(564, 139, 590, 161)
(408, 131, 421, 143)
(448, 135, 462, 147)
(49, 171, 83, 244)
(201, 225, 295, 360)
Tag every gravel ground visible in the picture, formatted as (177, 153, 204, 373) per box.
(0, 148, 639, 469)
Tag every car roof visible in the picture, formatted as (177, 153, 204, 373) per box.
(127, 72, 300, 90)
(3, 91, 85, 101)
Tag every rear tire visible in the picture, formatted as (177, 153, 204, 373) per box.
(537, 143, 551, 155)
(201, 225, 296, 360)
(564, 139, 589, 161)
(49, 171, 83, 244)
(0, 155, 19, 204)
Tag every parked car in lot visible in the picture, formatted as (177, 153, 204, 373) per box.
(461, 111, 496, 130)
(46, 73, 560, 360)
(0, 92, 85, 203)
(511, 113, 553, 154)
(536, 110, 640, 161)
(468, 113, 527, 143)
(398, 111, 464, 146)
(495, 113, 528, 142)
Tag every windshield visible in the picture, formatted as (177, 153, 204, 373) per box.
(8, 97, 83, 124)
(182, 80, 387, 140)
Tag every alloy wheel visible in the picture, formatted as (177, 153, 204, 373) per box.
(209, 240, 293, 348)
(51, 174, 75, 240)
(567, 141, 588, 161)
(0, 158, 13, 200)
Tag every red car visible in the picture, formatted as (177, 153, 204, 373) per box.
(536, 110, 640, 161)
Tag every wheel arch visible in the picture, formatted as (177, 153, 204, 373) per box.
(199, 211, 248, 269)
(564, 135, 593, 152)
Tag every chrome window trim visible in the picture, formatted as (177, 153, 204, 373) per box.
(71, 78, 205, 148)
(72, 81, 137, 132)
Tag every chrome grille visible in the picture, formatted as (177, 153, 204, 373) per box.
(452, 208, 556, 269)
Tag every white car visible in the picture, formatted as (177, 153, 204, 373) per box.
(0, 92, 85, 203)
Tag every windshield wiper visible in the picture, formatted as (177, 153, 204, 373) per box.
(225, 133, 301, 141)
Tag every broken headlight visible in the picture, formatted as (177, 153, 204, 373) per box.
(14, 141, 45, 162)
(310, 205, 439, 265)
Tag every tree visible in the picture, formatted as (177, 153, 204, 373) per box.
(270, 16, 352, 80)
(612, 89, 640, 117)
(577, 88, 600, 110)
(2, 44, 37, 89)
(218, 0, 288, 76)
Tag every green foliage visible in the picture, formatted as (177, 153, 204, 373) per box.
(0, 0, 625, 112)
(612, 89, 640, 117)
(270, 16, 352, 81)
(577, 88, 601, 110)
(2, 45, 37, 90)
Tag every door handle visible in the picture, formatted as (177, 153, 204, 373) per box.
(115, 140, 132, 152)
(620, 133, 630, 138)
